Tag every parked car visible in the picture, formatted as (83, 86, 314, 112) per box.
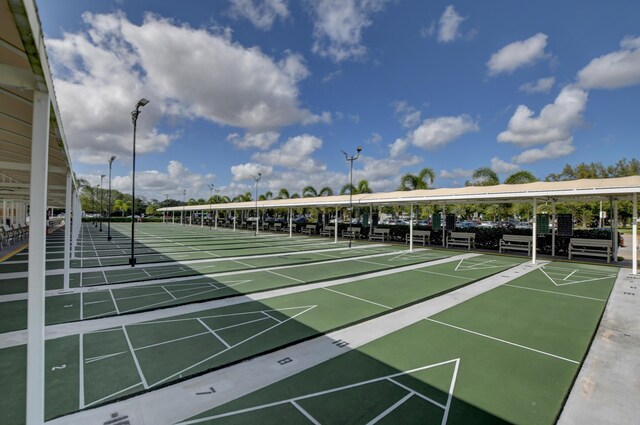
(478, 221, 498, 228)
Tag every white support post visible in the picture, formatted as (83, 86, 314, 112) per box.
(632, 193, 637, 275)
(256, 208, 260, 236)
(201, 210, 204, 227)
(613, 199, 619, 263)
(63, 174, 72, 290)
(215, 210, 218, 229)
(72, 193, 79, 258)
(289, 208, 293, 238)
(334, 206, 338, 243)
(172, 211, 175, 223)
(26, 90, 50, 425)
(369, 204, 373, 235)
(233, 210, 236, 231)
(409, 204, 414, 252)
(551, 201, 556, 257)
(532, 198, 537, 265)
(1, 200, 5, 225)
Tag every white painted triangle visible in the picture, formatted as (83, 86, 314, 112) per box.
(177, 358, 460, 425)
(540, 266, 617, 286)
(454, 258, 506, 272)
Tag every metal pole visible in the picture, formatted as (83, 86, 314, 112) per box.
(341, 146, 362, 248)
(99, 174, 105, 231)
(334, 206, 338, 243)
(613, 199, 618, 262)
(252, 173, 261, 236)
(108, 156, 115, 241)
(409, 204, 414, 252)
(551, 200, 556, 257)
(129, 98, 149, 267)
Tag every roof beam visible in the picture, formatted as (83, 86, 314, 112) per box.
(0, 161, 67, 174)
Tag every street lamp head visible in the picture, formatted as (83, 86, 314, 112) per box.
(357, 146, 362, 153)
(101, 174, 106, 179)
(109, 155, 117, 164)
(137, 98, 150, 108)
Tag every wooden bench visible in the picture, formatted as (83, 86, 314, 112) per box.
(1, 226, 13, 249)
(499, 234, 533, 255)
(301, 224, 317, 236)
(342, 227, 361, 239)
(369, 227, 390, 242)
(271, 223, 282, 232)
(280, 224, 291, 233)
(320, 227, 335, 237)
(446, 232, 476, 250)
(568, 238, 612, 263)
(406, 230, 431, 246)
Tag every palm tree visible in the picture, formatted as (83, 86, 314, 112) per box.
(504, 170, 538, 184)
(468, 167, 538, 186)
(357, 179, 372, 194)
(340, 183, 355, 195)
(259, 191, 273, 201)
(399, 167, 436, 190)
(276, 188, 290, 199)
(113, 199, 132, 216)
(319, 186, 334, 196)
(303, 186, 318, 197)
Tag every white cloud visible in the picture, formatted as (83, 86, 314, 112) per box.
(47, 11, 317, 166)
(577, 36, 640, 89)
(368, 132, 382, 144)
(110, 160, 215, 199)
(310, 0, 389, 62)
(392, 100, 421, 129)
(438, 5, 465, 43)
(229, 0, 289, 30)
(251, 134, 326, 172)
(512, 139, 575, 164)
(231, 162, 273, 181)
(490, 157, 518, 174)
(498, 85, 588, 147)
(519, 76, 555, 94)
(227, 131, 280, 150)
(420, 22, 435, 38)
(389, 138, 408, 158)
(487, 33, 549, 76)
(408, 115, 479, 150)
(439, 168, 473, 179)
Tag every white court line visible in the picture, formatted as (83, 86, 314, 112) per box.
(266, 270, 305, 283)
(425, 318, 579, 364)
(387, 378, 445, 409)
(503, 284, 606, 302)
(261, 311, 281, 323)
(162, 286, 177, 300)
(290, 401, 321, 424)
(323, 287, 391, 310)
(564, 269, 578, 281)
(197, 318, 231, 349)
(109, 290, 121, 315)
(441, 358, 460, 425)
(367, 393, 414, 424)
(84, 351, 128, 364)
(135, 331, 210, 351)
(234, 260, 256, 269)
(121, 326, 149, 388)
(83, 382, 144, 409)
(411, 268, 475, 281)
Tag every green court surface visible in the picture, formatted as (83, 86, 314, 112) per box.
(182, 261, 617, 425)
(0, 255, 522, 423)
(0, 247, 453, 332)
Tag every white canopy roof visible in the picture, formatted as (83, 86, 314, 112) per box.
(159, 176, 640, 213)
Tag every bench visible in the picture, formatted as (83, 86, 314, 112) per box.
(446, 232, 476, 250)
(301, 224, 317, 236)
(271, 223, 282, 232)
(568, 238, 612, 263)
(406, 230, 431, 246)
(1, 226, 13, 249)
(342, 227, 361, 239)
(280, 224, 291, 233)
(499, 234, 533, 255)
(369, 227, 390, 242)
(320, 227, 335, 237)
(261, 222, 270, 231)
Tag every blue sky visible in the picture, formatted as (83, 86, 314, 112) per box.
(36, 0, 640, 201)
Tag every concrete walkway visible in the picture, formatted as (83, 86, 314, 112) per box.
(47, 259, 543, 425)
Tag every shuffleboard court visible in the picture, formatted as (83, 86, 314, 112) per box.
(181, 261, 618, 425)
(0, 254, 522, 422)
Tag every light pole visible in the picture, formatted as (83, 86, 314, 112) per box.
(93, 185, 97, 227)
(107, 156, 116, 241)
(251, 173, 261, 236)
(129, 98, 149, 267)
(99, 174, 105, 231)
(341, 146, 362, 248)
(182, 189, 186, 226)
(207, 183, 218, 229)
(164, 193, 169, 224)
